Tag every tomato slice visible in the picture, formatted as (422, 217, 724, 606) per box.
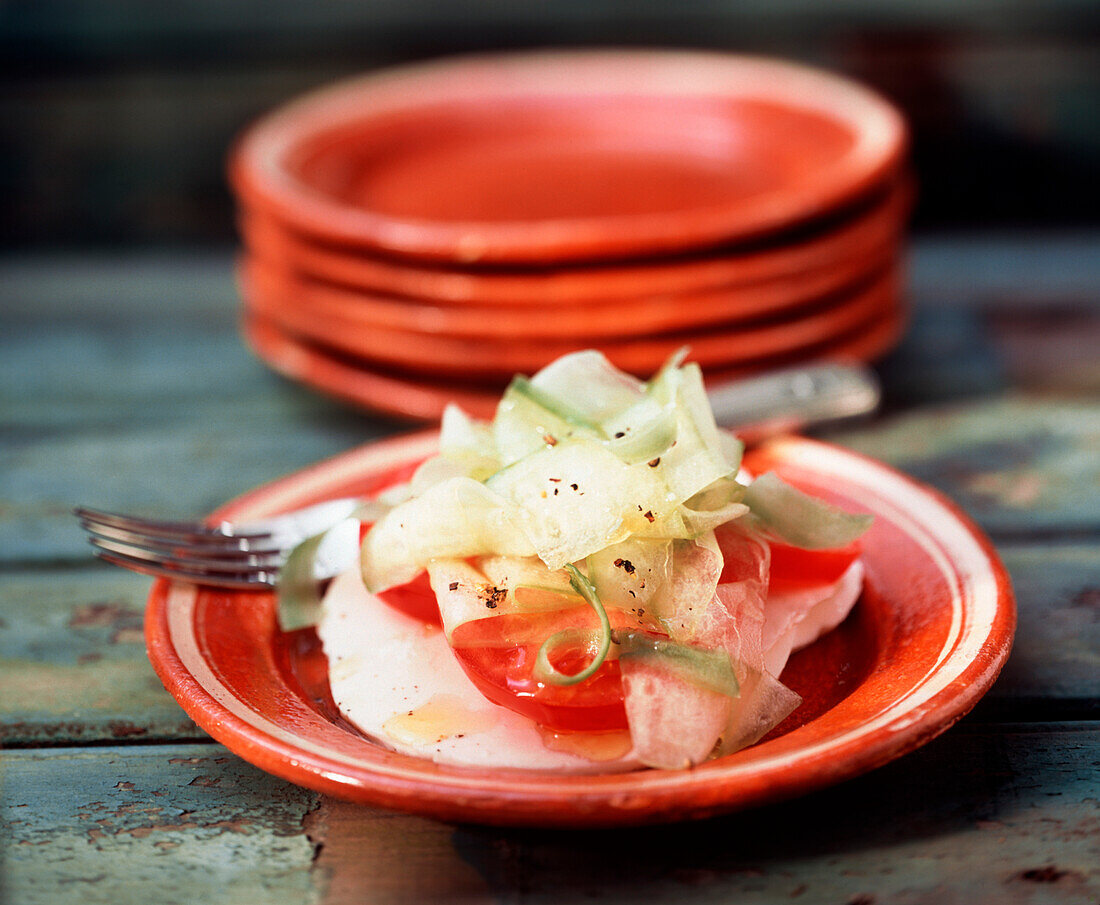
(768, 541, 861, 589)
(371, 565, 630, 730)
(454, 644, 628, 732)
(451, 604, 636, 732)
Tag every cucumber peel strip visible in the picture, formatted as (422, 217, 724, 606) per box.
(533, 564, 612, 686)
(510, 376, 606, 437)
(616, 631, 740, 698)
(276, 531, 329, 632)
(744, 472, 873, 549)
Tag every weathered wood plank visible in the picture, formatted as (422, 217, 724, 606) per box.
(0, 316, 395, 564)
(2, 540, 1095, 743)
(827, 398, 1100, 537)
(3, 744, 320, 905)
(444, 723, 1100, 904)
(0, 418, 383, 566)
(984, 544, 1100, 717)
(4, 726, 1098, 904)
(0, 568, 206, 745)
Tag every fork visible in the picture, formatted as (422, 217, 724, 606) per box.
(76, 497, 365, 590)
(75, 362, 879, 590)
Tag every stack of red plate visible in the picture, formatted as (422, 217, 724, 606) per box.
(231, 50, 910, 421)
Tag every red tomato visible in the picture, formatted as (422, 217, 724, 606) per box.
(768, 541, 861, 589)
(454, 644, 628, 732)
(450, 604, 636, 732)
(368, 555, 630, 730)
(364, 516, 859, 733)
(377, 571, 443, 627)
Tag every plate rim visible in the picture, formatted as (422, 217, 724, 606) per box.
(237, 176, 913, 305)
(229, 49, 908, 264)
(240, 309, 906, 423)
(241, 261, 901, 377)
(145, 433, 1014, 827)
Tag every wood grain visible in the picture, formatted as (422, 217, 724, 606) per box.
(4, 727, 1097, 904)
(3, 744, 320, 905)
(0, 568, 206, 745)
(828, 398, 1100, 537)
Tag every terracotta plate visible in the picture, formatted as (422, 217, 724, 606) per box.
(241, 262, 901, 379)
(241, 236, 895, 340)
(241, 308, 906, 422)
(145, 433, 1013, 826)
(238, 177, 912, 304)
(230, 50, 906, 263)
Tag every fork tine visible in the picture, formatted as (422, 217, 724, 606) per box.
(88, 535, 285, 575)
(92, 549, 276, 590)
(74, 506, 273, 542)
(79, 518, 285, 554)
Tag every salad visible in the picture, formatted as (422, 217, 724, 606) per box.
(280, 351, 871, 771)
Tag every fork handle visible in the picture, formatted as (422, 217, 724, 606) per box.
(707, 363, 880, 442)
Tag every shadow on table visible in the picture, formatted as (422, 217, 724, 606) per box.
(448, 722, 1086, 900)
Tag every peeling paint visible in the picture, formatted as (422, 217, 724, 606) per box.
(5, 744, 321, 904)
(68, 602, 142, 631)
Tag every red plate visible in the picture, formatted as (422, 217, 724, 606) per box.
(145, 434, 1013, 826)
(238, 177, 912, 305)
(241, 307, 906, 422)
(241, 262, 902, 379)
(230, 51, 906, 263)
(241, 236, 894, 340)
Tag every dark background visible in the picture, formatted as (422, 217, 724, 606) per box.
(2, 0, 1098, 250)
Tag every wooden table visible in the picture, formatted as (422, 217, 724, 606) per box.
(2, 235, 1098, 903)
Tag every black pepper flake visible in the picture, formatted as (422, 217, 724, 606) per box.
(553, 488, 559, 495)
(644, 510, 655, 522)
(570, 483, 579, 491)
(613, 558, 636, 574)
(637, 607, 645, 617)
(648, 457, 661, 467)
(480, 585, 506, 609)
(614, 431, 626, 439)
(449, 582, 459, 591)
(628, 590, 636, 598)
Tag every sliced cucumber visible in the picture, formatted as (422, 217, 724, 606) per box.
(360, 477, 535, 592)
(492, 376, 602, 467)
(485, 438, 675, 570)
(744, 472, 873, 549)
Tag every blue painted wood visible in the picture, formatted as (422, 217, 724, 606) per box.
(0, 567, 207, 745)
(828, 399, 1100, 537)
(3, 744, 320, 905)
(4, 727, 1097, 903)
